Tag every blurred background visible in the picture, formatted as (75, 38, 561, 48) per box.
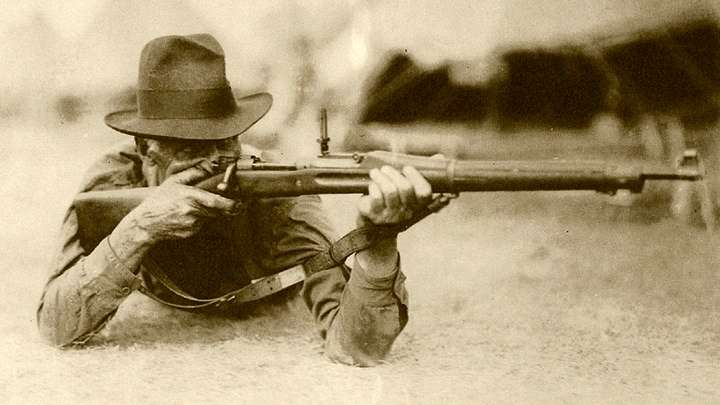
(1, 1, 717, 134)
(2, 1, 720, 402)
(3, 0, 720, 226)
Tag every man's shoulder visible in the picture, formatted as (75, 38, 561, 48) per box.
(79, 142, 144, 193)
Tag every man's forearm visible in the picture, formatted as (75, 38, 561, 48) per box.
(355, 238, 399, 279)
(321, 254, 408, 366)
(37, 211, 148, 346)
(108, 214, 156, 273)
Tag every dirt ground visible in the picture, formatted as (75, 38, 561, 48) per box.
(1, 116, 719, 404)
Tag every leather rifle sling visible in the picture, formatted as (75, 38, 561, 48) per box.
(140, 195, 454, 309)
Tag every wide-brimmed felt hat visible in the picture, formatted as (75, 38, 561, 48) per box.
(105, 33, 272, 140)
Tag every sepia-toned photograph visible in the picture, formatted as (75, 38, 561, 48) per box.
(1, 1, 719, 403)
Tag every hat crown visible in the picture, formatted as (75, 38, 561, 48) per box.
(104, 33, 273, 140)
(139, 34, 228, 90)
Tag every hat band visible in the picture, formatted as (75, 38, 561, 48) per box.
(137, 87, 237, 119)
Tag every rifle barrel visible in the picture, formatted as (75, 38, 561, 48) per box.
(203, 158, 701, 198)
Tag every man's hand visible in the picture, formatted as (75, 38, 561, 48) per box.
(357, 166, 432, 227)
(108, 167, 239, 272)
(124, 167, 240, 243)
(355, 165, 433, 276)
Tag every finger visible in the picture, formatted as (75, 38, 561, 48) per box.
(184, 187, 238, 214)
(370, 167, 400, 209)
(358, 182, 385, 225)
(191, 203, 221, 218)
(357, 196, 372, 219)
(430, 153, 446, 160)
(402, 166, 432, 206)
(166, 166, 212, 185)
(195, 159, 218, 175)
(368, 182, 384, 213)
(381, 165, 416, 209)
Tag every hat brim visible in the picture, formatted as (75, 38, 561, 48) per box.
(104, 92, 273, 140)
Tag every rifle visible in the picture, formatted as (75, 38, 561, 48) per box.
(74, 129, 703, 252)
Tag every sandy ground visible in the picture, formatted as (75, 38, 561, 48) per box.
(1, 116, 719, 404)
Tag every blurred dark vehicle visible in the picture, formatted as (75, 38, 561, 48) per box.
(346, 15, 720, 163)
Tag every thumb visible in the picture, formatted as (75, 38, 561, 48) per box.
(165, 166, 212, 186)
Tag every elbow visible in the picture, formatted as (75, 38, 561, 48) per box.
(325, 345, 390, 367)
(37, 313, 67, 347)
(323, 304, 408, 367)
(37, 305, 75, 347)
(36, 298, 87, 348)
(324, 329, 396, 367)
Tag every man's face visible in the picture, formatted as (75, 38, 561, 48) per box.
(137, 136, 240, 186)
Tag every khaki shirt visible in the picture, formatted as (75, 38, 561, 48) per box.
(36, 143, 408, 365)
